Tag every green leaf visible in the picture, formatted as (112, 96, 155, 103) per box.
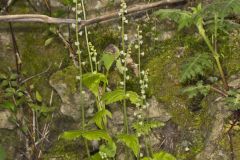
(90, 153, 103, 160)
(36, 91, 43, 102)
(93, 109, 112, 129)
(10, 81, 18, 87)
(102, 89, 142, 105)
(0, 145, 6, 160)
(133, 121, 165, 136)
(60, 130, 83, 140)
(226, 90, 240, 110)
(0, 80, 9, 87)
(10, 73, 18, 80)
(61, 130, 111, 141)
(5, 88, 15, 94)
(153, 151, 176, 160)
(101, 54, 115, 71)
(127, 91, 142, 105)
(1, 102, 15, 112)
(59, 0, 74, 5)
(180, 53, 213, 83)
(182, 81, 211, 98)
(99, 141, 117, 158)
(102, 89, 125, 105)
(45, 37, 54, 47)
(82, 130, 111, 141)
(82, 73, 108, 96)
(116, 59, 124, 74)
(154, 9, 193, 30)
(0, 73, 7, 80)
(40, 106, 55, 115)
(117, 134, 139, 157)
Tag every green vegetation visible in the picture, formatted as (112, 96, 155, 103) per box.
(0, 0, 240, 159)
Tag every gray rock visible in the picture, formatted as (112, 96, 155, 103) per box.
(0, 110, 15, 130)
(195, 98, 231, 160)
(49, 66, 95, 121)
(147, 96, 172, 122)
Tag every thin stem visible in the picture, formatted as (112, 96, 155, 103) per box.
(197, 20, 229, 90)
(137, 25, 141, 79)
(144, 136, 150, 157)
(81, 0, 93, 73)
(122, 8, 129, 134)
(75, 1, 90, 158)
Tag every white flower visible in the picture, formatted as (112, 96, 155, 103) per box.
(126, 76, 130, 80)
(140, 40, 143, 44)
(126, 93, 130, 97)
(76, 76, 81, 80)
(79, 31, 83, 36)
(124, 20, 128, 24)
(135, 45, 139, 49)
(92, 57, 96, 62)
(140, 153, 144, 157)
(137, 133, 141, 137)
(124, 34, 128, 41)
(78, 18, 81, 22)
(141, 52, 145, 56)
(134, 112, 137, 116)
(120, 81, 124, 85)
(77, 10, 82, 14)
(71, 23, 76, 28)
(77, 50, 81, 55)
(139, 121, 143, 125)
(75, 41, 79, 46)
(82, 62, 86, 65)
(72, 7, 76, 12)
(141, 70, 145, 75)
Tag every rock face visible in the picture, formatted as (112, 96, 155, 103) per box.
(147, 96, 172, 122)
(0, 110, 15, 130)
(49, 66, 95, 121)
(195, 99, 231, 160)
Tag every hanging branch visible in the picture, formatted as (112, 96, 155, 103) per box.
(0, 0, 186, 26)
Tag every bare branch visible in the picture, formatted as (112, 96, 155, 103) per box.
(0, 0, 186, 26)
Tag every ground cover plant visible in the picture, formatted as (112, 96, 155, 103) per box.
(0, 0, 239, 160)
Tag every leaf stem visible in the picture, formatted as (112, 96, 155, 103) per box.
(197, 19, 229, 90)
(75, 1, 90, 157)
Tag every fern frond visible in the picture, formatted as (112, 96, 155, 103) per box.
(180, 53, 213, 83)
(182, 81, 211, 98)
(226, 90, 240, 110)
(204, 0, 240, 18)
(154, 9, 193, 30)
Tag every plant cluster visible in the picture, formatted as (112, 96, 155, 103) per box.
(58, 0, 175, 160)
(155, 0, 240, 110)
(0, 70, 55, 159)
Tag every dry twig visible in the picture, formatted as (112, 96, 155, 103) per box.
(0, 0, 186, 28)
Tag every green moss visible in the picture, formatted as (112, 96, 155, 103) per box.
(0, 130, 20, 160)
(43, 139, 85, 160)
(50, 65, 79, 93)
